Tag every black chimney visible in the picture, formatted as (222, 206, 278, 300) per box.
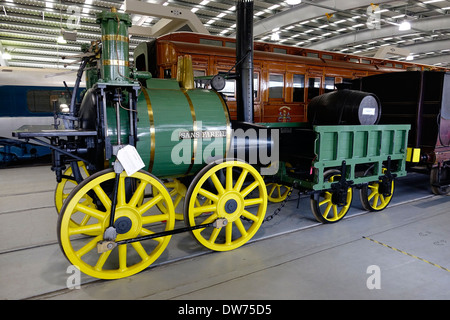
(235, 0, 254, 123)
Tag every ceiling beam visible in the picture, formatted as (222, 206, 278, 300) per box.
(252, 0, 393, 37)
(412, 54, 450, 66)
(124, 0, 209, 37)
(307, 15, 450, 50)
(401, 39, 450, 55)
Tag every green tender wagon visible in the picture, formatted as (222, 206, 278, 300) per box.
(263, 122, 410, 223)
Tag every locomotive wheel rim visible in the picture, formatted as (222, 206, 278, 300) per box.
(266, 183, 289, 203)
(311, 172, 353, 224)
(360, 168, 394, 211)
(184, 160, 267, 252)
(57, 169, 175, 280)
(54, 162, 98, 236)
(54, 161, 90, 213)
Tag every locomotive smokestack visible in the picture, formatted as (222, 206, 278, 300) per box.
(236, 0, 254, 123)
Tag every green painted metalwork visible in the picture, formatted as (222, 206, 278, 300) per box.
(96, 9, 132, 83)
(276, 124, 410, 191)
(107, 78, 231, 178)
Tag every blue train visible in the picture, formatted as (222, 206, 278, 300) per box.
(0, 67, 84, 165)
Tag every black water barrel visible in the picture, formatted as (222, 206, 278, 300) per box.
(307, 89, 381, 125)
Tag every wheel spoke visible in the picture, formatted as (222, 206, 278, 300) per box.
(208, 227, 220, 244)
(117, 175, 126, 206)
(95, 251, 112, 271)
(75, 203, 106, 221)
(69, 223, 103, 236)
(241, 181, 259, 198)
(234, 169, 248, 192)
(75, 235, 102, 258)
(141, 213, 169, 225)
(118, 244, 127, 272)
(332, 205, 338, 219)
(225, 223, 233, 245)
(132, 242, 150, 261)
(129, 181, 148, 207)
(234, 218, 248, 237)
(192, 203, 217, 215)
(319, 197, 331, 207)
(268, 184, 276, 197)
(323, 202, 332, 218)
(93, 185, 112, 211)
(140, 228, 164, 244)
(211, 172, 225, 195)
(137, 193, 163, 215)
(373, 194, 379, 208)
(244, 198, 263, 207)
(198, 188, 219, 203)
(241, 209, 258, 222)
(226, 166, 233, 191)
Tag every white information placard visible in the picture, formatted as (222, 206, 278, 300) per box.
(116, 145, 145, 176)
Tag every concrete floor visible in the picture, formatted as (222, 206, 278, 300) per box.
(0, 164, 449, 300)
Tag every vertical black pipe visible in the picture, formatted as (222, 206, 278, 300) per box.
(236, 0, 254, 123)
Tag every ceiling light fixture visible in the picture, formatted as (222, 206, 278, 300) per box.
(2, 51, 11, 60)
(399, 21, 411, 31)
(286, 0, 302, 5)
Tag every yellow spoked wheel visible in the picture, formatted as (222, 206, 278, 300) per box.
(154, 179, 208, 220)
(310, 170, 353, 224)
(266, 183, 290, 203)
(184, 159, 267, 252)
(54, 161, 90, 213)
(360, 168, 394, 211)
(57, 169, 175, 279)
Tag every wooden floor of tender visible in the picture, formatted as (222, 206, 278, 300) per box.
(0, 164, 449, 300)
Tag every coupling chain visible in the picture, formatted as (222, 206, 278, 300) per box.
(263, 186, 294, 224)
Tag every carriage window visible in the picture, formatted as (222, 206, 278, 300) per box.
(273, 47, 287, 54)
(253, 72, 259, 99)
(193, 70, 206, 78)
(199, 38, 223, 47)
(269, 74, 284, 99)
(27, 89, 69, 113)
(293, 74, 305, 102)
(164, 68, 172, 78)
(325, 77, 335, 93)
(225, 41, 236, 48)
(307, 52, 319, 58)
(307, 77, 321, 100)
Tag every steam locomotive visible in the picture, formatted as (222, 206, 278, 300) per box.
(11, 2, 419, 280)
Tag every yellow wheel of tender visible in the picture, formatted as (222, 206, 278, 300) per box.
(360, 168, 394, 211)
(57, 169, 175, 279)
(54, 161, 90, 213)
(266, 183, 290, 203)
(310, 170, 353, 224)
(184, 159, 267, 252)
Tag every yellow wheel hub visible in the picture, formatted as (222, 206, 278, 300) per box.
(184, 159, 267, 252)
(57, 169, 175, 279)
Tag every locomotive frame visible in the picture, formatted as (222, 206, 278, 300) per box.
(11, 2, 413, 280)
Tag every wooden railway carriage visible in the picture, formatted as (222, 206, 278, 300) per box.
(12, 2, 410, 280)
(134, 31, 445, 124)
